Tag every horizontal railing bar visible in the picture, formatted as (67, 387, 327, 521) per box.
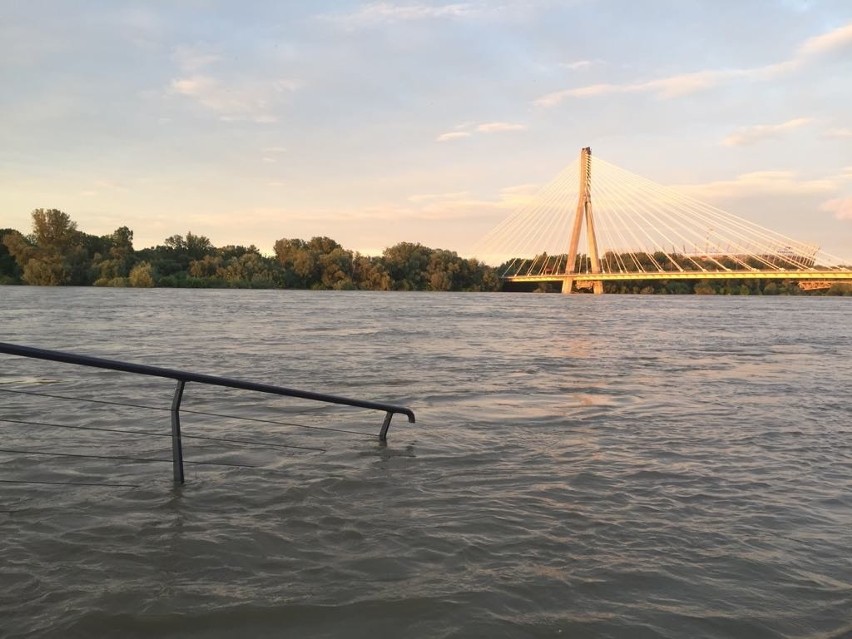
(0, 342, 415, 424)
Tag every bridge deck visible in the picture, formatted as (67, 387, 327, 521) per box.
(506, 270, 852, 283)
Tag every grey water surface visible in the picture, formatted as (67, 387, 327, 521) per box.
(1, 288, 850, 638)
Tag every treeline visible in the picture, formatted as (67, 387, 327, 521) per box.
(3, 209, 849, 295)
(0, 209, 500, 291)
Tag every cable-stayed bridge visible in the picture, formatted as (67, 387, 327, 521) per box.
(475, 148, 852, 294)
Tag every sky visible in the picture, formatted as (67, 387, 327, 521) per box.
(2, 0, 851, 260)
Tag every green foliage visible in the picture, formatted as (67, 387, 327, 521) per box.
(128, 262, 155, 288)
(0, 229, 24, 283)
(3, 210, 81, 285)
(1, 209, 502, 291)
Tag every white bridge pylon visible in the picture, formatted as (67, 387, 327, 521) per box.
(474, 147, 851, 294)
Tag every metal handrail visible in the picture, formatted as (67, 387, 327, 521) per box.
(0, 342, 415, 484)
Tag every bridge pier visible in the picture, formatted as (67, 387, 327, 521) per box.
(561, 278, 604, 294)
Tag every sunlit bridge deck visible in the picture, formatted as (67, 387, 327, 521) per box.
(507, 270, 852, 283)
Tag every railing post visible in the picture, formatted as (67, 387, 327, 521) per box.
(171, 380, 186, 484)
(379, 411, 393, 442)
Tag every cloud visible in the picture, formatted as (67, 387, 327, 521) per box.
(643, 69, 752, 97)
(324, 2, 475, 27)
(408, 184, 535, 209)
(255, 181, 538, 228)
(173, 45, 220, 72)
(170, 75, 297, 123)
(408, 191, 470, 203)
(169, 44, 298, 122)
(679, 170, 837, 199)
(437, 121, 527, 141)
(821, 197, 852, 221)
(723, 117, 813, 146)
(534, 69, 745, 105)
(436, 131, 471, 142)
(476, 121, 526, 133)
(823, 127, 852, 139)
(797, 22, 852, 57)
(535, 20, 852, 107)
(171, 75, 215, 97)
(560, 60, 595, 71)
(76, 179, 126, 198)
(497, 183, 540, 207)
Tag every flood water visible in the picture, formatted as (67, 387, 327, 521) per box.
(1, 288, 851, 638)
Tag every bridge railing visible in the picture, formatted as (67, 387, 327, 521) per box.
(0, 342, 415, 484)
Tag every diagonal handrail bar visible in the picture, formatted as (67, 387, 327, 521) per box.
(0, 342, 415, 483)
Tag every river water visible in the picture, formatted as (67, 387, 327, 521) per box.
(1, 288, 850, 638)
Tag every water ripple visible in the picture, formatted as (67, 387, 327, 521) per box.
(1, 290, 851, 638)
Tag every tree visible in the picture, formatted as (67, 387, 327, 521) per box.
(129, 262, 155, 287)
(352, 254, 391, 290)
(693, 280, 716, 295)
(3, 209, 89, 285)
(272, 238, 309, 287)
(31, 209, 78, 250)
(319, 247, 354, 289)
(1, 230, 27, 283)
(382, 242, 432, 290)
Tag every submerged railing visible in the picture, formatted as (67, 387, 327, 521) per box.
(0, 342, 415, 484)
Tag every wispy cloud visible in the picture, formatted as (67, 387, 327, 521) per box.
(797, 22, 852, 56)
(323, 2, 475, 27)
(679, 170, 837, 199)
(821, 197, 852, 221)
(823, 127, 852, 139)
(408, 191, 470, 203)
(535, 69, 747, 106)
(496, 183, 540, 207)
(256, 182, 539, 229)
(560, 59, 596, 71)
(170, 75, 298, 123)
(401, 186, 531, 220)
(436, 131, 471, 142)
(168, 41, 298, 122)
(535, 20, 852, 107)
(173, 45, 220, 72)
(262, 146, 287, 162)
(476, 121, 526, 133)
(437, 121, 526, 141)
(723, 117, 813, 146)
(77, 179, 126, 198)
